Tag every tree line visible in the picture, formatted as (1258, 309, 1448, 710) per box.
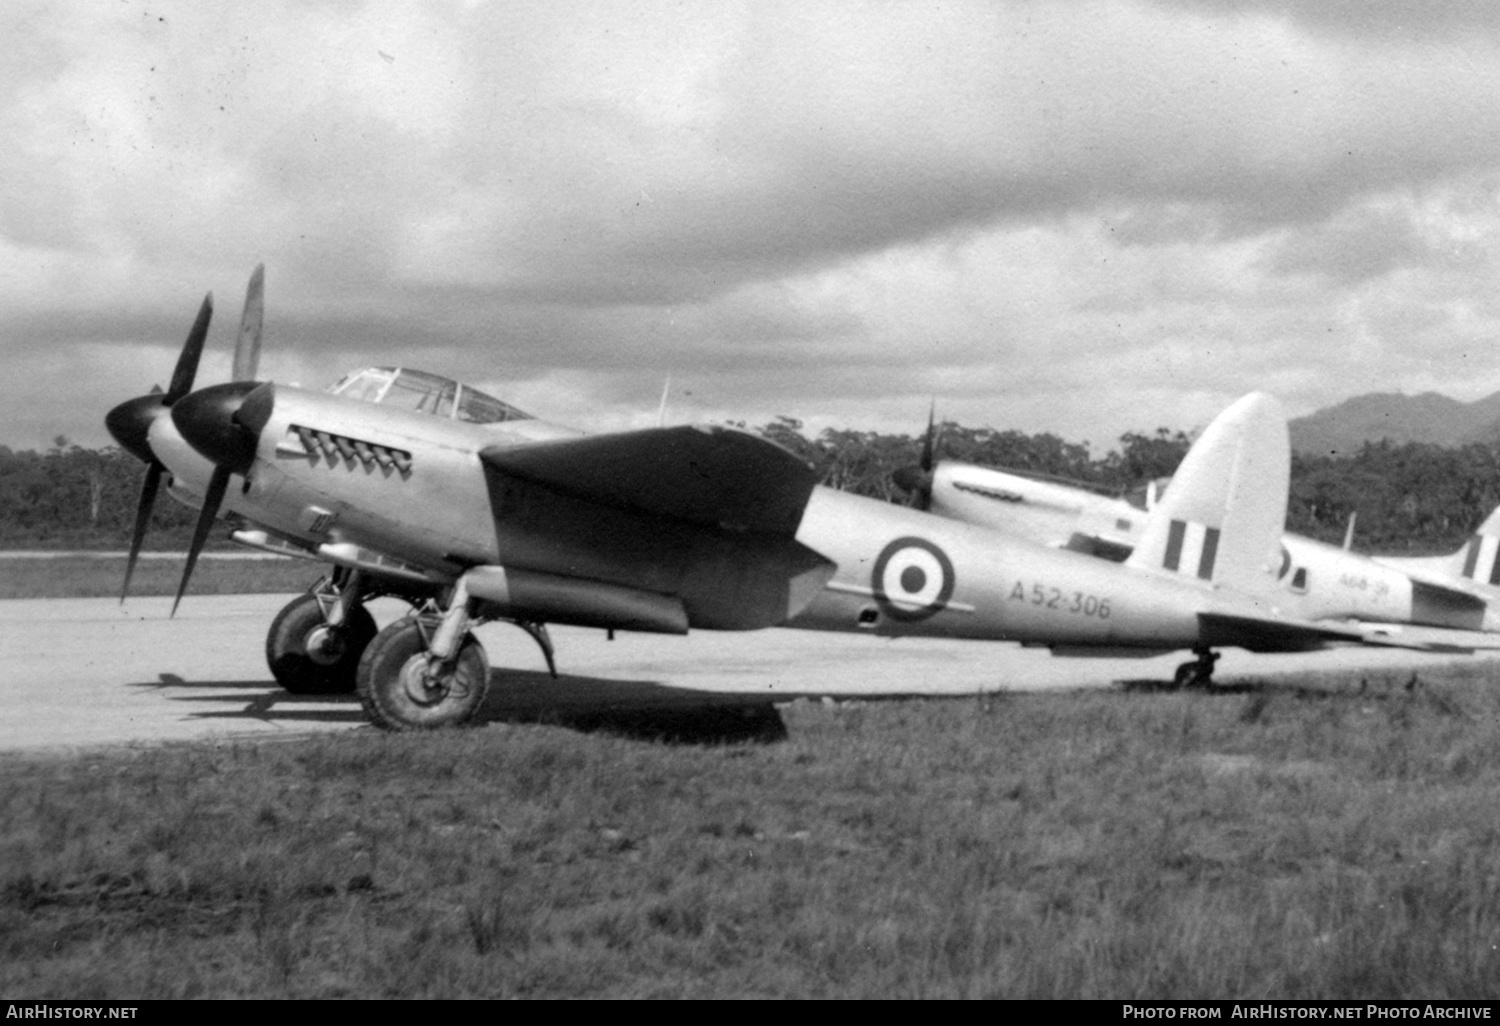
(5, 426, 1499, 554)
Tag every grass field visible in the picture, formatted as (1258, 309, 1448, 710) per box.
(4, 663, 1500, 998)
(0, 554, 324, 600)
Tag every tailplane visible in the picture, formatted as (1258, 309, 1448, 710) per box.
(1124, 392, 1288, 595)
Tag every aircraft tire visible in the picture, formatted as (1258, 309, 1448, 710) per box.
(357, 616, 490, 730)
(265, 593, 377, 695)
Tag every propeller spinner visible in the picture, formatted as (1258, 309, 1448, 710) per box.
(103, 264, 268, 611)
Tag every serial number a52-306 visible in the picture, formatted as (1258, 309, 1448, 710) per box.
(1010, 581, 1111, 619)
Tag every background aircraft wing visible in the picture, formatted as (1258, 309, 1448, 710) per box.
(481, 424, 819, 535)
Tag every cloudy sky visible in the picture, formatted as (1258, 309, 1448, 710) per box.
(6, 0, 1500, 454)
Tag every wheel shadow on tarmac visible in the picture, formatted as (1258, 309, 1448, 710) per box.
(132, 669, 789, 744)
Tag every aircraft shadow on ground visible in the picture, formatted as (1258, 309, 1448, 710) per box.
(1115, 670, 1428, 698)
(131, 668, 788, 744)
(474, 668, 788, 744)
(1116, 677, 1262, 695)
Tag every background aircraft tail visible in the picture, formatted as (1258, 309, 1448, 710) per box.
(1445, 504, 1500, 586)
(1124, 392, 1288, 595)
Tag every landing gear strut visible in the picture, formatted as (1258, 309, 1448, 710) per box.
(1172, 647, 1219, 690)
(265, 571, 377, 694)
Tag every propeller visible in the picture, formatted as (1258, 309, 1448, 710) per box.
(104, 293, 214, 600)
(892, 401, 938, 510)
(103, 264, 269, 608)
(169, 379, 273, 614)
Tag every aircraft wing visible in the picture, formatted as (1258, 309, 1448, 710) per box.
(1197, 611, 1475, 654)
(481, 424, 819, 535)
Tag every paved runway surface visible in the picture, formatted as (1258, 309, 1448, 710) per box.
(2, 594, 1494, 754)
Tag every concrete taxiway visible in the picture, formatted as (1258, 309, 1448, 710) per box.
(2, 594, 1494, 754)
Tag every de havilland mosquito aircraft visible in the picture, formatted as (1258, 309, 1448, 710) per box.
(892, 427, 1497, 641)
(106, 269, 1449, 729)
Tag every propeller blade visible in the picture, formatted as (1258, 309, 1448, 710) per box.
(920, 400, 936, 472)
(165, 293, 214, 404)
(172, 464, 232, 617)
(893, 400, 939, 510)
(231, 263, 264, 383)
(120, 462, 163, 603)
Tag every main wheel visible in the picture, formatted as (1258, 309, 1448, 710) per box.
(265, 592, 377, 695)
(357, 616, 490, 730)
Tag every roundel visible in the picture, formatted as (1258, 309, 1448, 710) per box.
(872, 536, 956, 622)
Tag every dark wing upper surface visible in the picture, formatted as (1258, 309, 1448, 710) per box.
(481, 424, 819, 535)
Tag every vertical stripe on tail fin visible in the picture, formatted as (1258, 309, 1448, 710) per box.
(1198, 526, 1220, 580)
(1460, 535, 1500, 585)
(1160, 519, 1220, 580)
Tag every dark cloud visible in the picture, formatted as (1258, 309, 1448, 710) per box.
(10, 1, 1500, 451)
(1262, 205, 1431, 284)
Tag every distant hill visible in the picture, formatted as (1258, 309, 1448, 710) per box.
(1289, 390, 1500, 455)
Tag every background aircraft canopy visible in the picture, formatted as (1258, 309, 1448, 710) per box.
(328, 367, 532, 424)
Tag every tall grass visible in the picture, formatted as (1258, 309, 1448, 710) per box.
(4, 665, 1500, 997)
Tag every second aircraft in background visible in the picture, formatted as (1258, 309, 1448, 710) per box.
(894, 418, 1500, 642)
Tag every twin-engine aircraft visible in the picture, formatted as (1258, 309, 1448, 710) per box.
(106, 269, 1445, 729)
(894, 427, 1500, 649)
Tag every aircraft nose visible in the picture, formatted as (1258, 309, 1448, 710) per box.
(105, 393, 167, 464)
(171, 380, 274, 475)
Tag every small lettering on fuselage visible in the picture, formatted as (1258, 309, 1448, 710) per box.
(1008, 580, 1112, 619)
(1338, 573, 1391, 599)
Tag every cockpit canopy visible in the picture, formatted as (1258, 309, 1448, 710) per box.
(328, 367, 532, 424)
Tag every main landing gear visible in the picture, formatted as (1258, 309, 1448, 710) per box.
(1172, 647, 1220, 690)
(357, 614, 490, 730)
(355, 574, 558, 731)
(265, 570, 378, 695)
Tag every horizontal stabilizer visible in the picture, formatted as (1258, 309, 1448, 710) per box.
(1198, 610, 1364, 652)
(1200, 611, 1475, 654)
(1062, 532, 1133, 562)
(1410, 578, 1487, 630)
(483, 424, 819, 536)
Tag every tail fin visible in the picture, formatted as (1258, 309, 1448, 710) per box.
(1124, 393, 1288, 594)
(1455, 505, 1500, 585)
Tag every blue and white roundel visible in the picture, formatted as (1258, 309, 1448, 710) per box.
(872, 536, 956, 621)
